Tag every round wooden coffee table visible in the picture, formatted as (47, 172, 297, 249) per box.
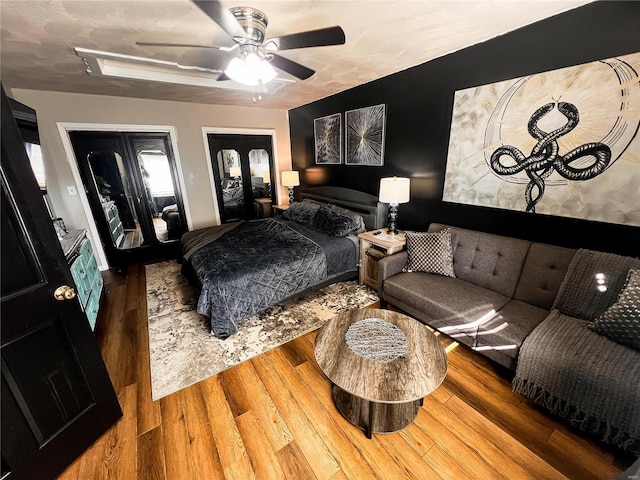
(314, 308, 447, 438)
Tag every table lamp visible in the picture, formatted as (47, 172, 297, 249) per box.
(281, 171, 300, 204)
(379, 177, 410, 235)
(230, 166, 242, 186)
(262, 170, 271, 197)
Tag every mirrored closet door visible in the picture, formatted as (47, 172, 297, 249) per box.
(69, 131, 187, 267)
(207, 134, 274, 223)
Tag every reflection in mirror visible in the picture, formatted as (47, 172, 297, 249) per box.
(87, 151, 135, 250)
(138, 149, 178, 243)
(217, 149, 244, 221)
(249, 149, 270, 201)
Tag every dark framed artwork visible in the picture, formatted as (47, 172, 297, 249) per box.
(444, 52, 640, 226)
(345, 104, 386, 166)
(314, 113, 342, 164)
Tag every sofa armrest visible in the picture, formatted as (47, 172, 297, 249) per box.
(377, 251, 408, 296)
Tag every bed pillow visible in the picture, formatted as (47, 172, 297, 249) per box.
(403, 229, 456, 277)
(310, 206, 360, 237)
(281, 202, 321, 227)
(589, 269, 640, 351)
(329, 204, 367, 234)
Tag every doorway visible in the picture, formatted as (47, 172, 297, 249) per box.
(207, 134, 274, 223)
(69, 131, 187, 267)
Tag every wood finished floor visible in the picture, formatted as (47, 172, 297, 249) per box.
(57, 263, 634, 480)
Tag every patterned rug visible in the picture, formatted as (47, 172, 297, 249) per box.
(146, 261, 378, 400)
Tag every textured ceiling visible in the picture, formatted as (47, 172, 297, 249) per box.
(1, 0, 591, 110)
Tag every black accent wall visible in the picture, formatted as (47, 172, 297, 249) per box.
(289, 1, 640, 256)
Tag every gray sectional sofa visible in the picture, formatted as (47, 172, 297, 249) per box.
(378, 223, 640, 453)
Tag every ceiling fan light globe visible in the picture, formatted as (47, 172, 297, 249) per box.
(258, 60, 277, 84)
(224, 54, 276, 86)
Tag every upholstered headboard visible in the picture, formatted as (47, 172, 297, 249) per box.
(300, 186, 387, 231)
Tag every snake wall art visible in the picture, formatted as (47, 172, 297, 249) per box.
(443, 53, 640, 226)
(489, 101, 612, 213)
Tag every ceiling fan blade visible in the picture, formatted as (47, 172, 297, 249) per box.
(192, 0, 247, 41)
(270, 54, 315, 80)
(136, 41, 237, 52)
(268, 26, 345, 51)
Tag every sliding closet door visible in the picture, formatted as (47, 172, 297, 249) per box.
(207, 134, 274, 223)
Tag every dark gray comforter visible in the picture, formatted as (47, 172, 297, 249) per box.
(185, 217, 357, 338)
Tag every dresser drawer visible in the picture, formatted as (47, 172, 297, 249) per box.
(85, 290, 100, 331)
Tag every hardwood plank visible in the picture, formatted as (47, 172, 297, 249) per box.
(75, 383, 137, 480)
(199, 375, 256, 480)
(424, 444, 476, 480)
(219, 365, 253, 418)
(376, 430, 443, 479)
(276, 441, 317, 480)
(232, 359, 294, 452)
(295, 359, 418, 480)
(548, 429, 620, 479)
(115, 307, 139, 390)
(179, 385, 226, 480)
(236, 410, 286, 480)
(398, 422, 436, 457)
(420, 395, 543, 480)
(444, 395, 568, 480)
(159, 391, 197, 479)
(412, 407, 508, 480)
(136, 282, 161, 435)
(251, 353, 341, 480)
(264, 350, 381, 480)
(137, 426, 166, 480)
(124, 263, 142, 311)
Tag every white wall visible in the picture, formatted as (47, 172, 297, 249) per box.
(11, 89, 292, 267)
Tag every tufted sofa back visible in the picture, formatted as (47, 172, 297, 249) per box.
(428, 223, 531, 298)
(513, 243, 576, 309)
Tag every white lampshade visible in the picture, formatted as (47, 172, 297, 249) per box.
(379, 177, 410, 204)
(281, 171, 300, 187)
(230, 166, 242, 177)
(262, 171, 271, 184)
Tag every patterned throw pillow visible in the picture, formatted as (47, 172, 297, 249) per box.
(403, 229, 456, 277)
(589, 269, 640, 351)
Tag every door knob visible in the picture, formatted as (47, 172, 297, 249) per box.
(54, 285, 76, 301)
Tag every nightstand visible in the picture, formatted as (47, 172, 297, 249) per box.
(273, 204, 290, 215)
(358, 230, 406, 289)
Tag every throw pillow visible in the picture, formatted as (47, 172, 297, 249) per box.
(281, 202, 320, 227)
(328, 204, 367, 234)
(589, 269, 640, 351)
(403, 229, 456, 277)
(309, 206, 360, 237)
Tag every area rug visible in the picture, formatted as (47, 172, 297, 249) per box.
(146, 261, 378, 400)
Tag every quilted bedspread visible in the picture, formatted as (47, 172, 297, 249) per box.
(188, 218, 334, 339)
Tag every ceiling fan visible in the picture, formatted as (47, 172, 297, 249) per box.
(137, 0, 346, 86)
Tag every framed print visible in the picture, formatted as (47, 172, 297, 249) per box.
(345, 104, 386, 166)
(314, 113, 342, 164)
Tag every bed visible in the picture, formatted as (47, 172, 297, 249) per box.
(179, 186, 387, 338)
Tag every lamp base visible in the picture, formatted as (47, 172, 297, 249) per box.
(387, 203, 399, 235)
(288, 186, 295, 204)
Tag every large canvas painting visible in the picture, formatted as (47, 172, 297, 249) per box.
(443, 52, 640, 227)
(346, 104, 386, 166)
(314, 113, 342, 164)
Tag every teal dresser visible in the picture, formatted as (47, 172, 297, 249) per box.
(60, 230, 104, 330)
